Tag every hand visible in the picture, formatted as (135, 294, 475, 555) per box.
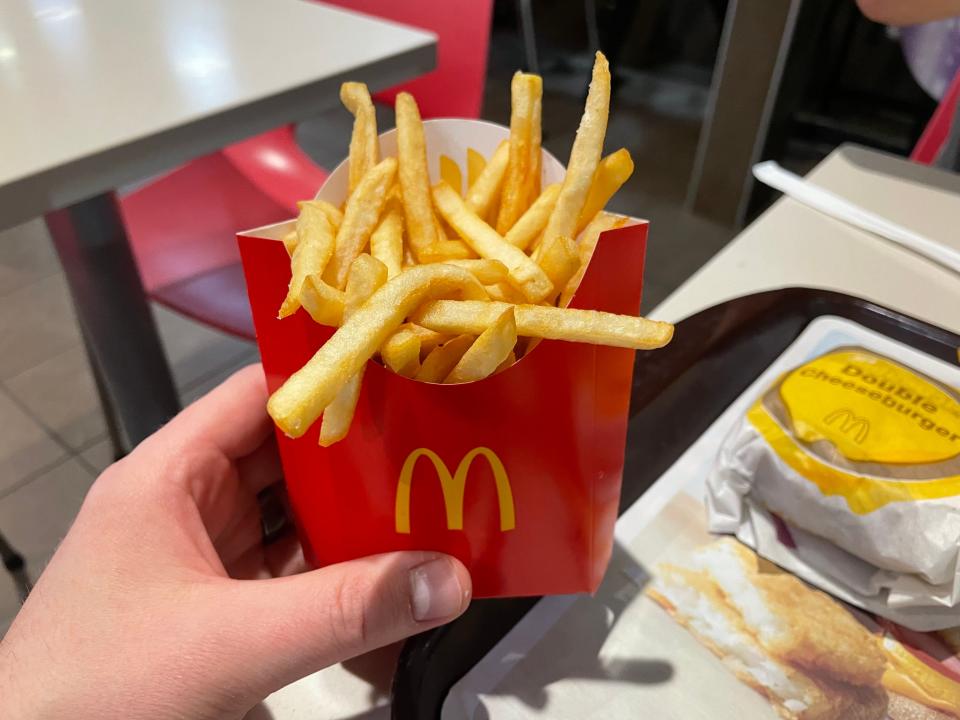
(0, 365, 471, 719)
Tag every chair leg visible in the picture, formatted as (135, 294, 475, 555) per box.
(517, 0, 539, 74)
(584, 0, 600, 55)
(0, 530, 31, 604)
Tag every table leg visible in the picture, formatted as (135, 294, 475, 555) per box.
(0, 530, 30, 603)
(45, 193, 180, 454)
(686, 0, 802, 227)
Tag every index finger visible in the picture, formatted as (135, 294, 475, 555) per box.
(167, 363, 272, 460)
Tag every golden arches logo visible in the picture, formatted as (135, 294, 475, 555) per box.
(395, 447, 516, 534)
(824, 408, 871, 444)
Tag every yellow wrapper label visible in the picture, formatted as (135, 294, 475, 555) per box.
(779, 349, 960, 464)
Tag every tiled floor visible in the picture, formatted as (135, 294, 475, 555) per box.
(0, 219, 260, 633)
(0, 42, 733, 638)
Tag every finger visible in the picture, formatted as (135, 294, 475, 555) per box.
(164, 364, 272, 461)
(223, 531, 305, 580)
(236, 433, 283, 495)
(263, 533, 308, 577)
(209, 552, 471, 699)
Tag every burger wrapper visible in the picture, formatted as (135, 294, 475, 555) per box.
(237, 119, 649, 597)
(706, 346, 960, 631)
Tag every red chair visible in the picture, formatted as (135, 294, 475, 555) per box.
(911, 69, 960, 165)
(121, 0, 493, 339)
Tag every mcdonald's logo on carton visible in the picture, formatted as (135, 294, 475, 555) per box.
(823, 408, 871, 444)
(395, 447, 516, 534)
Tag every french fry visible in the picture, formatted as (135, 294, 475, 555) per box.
(433, 259, 509, 285)
(319, 373, 363, 446)
(497, 73, 542, 234)
(278, 204, 336, 318)
(300, 275, 345, 327)
(282, 230, 298, 257)
(396, 92, 438, 258)
(369, 207, 403, 279)
(536, 234, 579, 304)
(432, 213, 447, 242)
(298, 199, 344, 230)
(495, 350, 517, 374)
(343, 254, 389, 318)
(392, 322, 449, 355)
(284, 202, 343, 258)
(324, 157, 397, 289)
(465, 141, 509, 220)
(283, 200, 343, 257)
(268, 264, 488, 437)
(541, 52, 611, 253)
(486, 191, 502, 228)
(319, 254, 388, 446)
(381, 326, 423, 377)
(416, 335, 475, 383)
(576, 212, 629, 262)
(576, 149, 633, 234)
(341, 82, 380, 194)
(412, 300, 674, 350)
(432, 182, 553, 303)
(439, 155, 463, 196)
(418, 239, 477, 263)
(467, 148, 486, 188)
(559, 212, 629, 308)
(504, 183, 560, 251)
(484, 281, 526, 303)
(271, 57, 675, 446)
(445, 307, 517, 384)
(386, 183, 402, 205)
(527, 80, 543, 200)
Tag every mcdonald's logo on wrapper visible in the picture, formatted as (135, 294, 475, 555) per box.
(395, 447, 516, 534)
(823, 408, 871, 444)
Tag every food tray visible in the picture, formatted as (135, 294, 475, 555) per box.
(390, 287, 960, 719)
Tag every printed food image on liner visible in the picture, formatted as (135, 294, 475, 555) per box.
(647, 538, 960, 720)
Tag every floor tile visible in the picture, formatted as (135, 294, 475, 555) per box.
(0, 273, 81, 381)
(0, 458, 95, 624)
(180, 346, 261, 406)
(78, 438, 116, 476)
(5, 344, 107, 451)
(0, 219, 60, 298)
(0, 390, 68, 495)
(152, 304, 256, 392)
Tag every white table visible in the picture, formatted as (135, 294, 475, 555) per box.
(0, 0, 435, 449)
(660, 144, 960, 334)
(258, 143, 960, 719)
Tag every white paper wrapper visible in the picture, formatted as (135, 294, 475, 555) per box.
(706, 346, 960, 632)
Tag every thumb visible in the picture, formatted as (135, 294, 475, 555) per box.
(211, 551, 471, 699)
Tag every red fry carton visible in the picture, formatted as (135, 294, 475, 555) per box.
(237, 119, 648, 597)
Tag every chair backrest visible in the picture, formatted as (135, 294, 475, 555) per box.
(321, 0, 493, 119)
(911, 69, 960, 165)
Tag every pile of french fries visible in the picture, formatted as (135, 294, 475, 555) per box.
(268, 52, 673, 446)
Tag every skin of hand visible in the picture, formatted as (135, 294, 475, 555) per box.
(856, 0, 960, 25)
(0, 365, 471, 719)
